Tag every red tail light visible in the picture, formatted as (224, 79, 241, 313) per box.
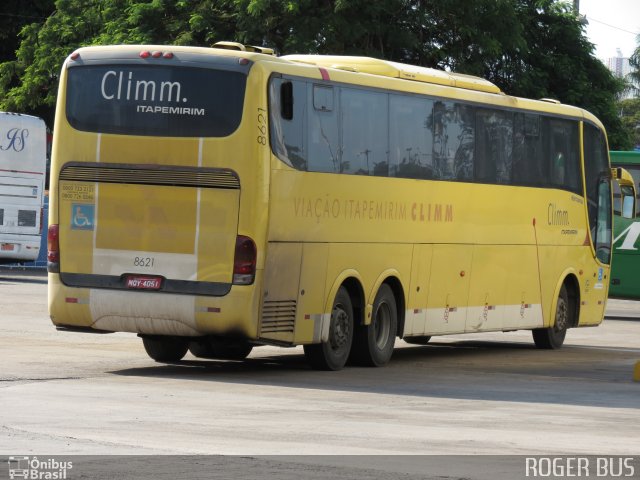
(233, 235, 256, 285)
(47, 224, 60, 271)
(39, 207, 44, 235)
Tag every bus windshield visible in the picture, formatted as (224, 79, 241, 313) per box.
(66, 65, 246, 137)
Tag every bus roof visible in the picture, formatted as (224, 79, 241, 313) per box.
(68, 44, 605, 130)
(0, 111, 46, 125)
(281, 55, 502, 94)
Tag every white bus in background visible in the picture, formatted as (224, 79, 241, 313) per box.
(0, 112, 47, 263)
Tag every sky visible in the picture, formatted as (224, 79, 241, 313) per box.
(579, 0, 640, 59)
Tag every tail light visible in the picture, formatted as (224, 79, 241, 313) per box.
(39, 207, 44, 235)
(233, 235, 256, 285)
(47, 224, 60, 272)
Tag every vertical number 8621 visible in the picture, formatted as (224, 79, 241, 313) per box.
(257, 108, 267, 145)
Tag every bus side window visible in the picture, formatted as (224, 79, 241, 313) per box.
(432, 101, 474, 181)
(269, 78, 307, 170)
(513, 113, 545, 187)
(390, 94, 434, 179)
(621, 186, 635, 218)
(476, 109, 513, 184)
(548, 119, 581, 193)
(313, 85, 333, 112)
(340, 88, 388, 176)
(308, 84, 339, 173)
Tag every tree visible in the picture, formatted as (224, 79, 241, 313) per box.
(629, 34, 640, 97)
(0, 0, 55, 63)
(619, 98, 640, 150)
(0, 0, 632, 148)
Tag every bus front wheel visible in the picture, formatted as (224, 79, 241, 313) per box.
(142, 335, 189, 362)
(350, 283, 397, 367)
(532, 284, 570, 349)
(304, 286, 354, 371)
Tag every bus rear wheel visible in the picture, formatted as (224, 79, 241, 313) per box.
(350, 284, 397, 367)
(142, 335, 189, 362)
(189, 337, 253, 360)
(304, 286, 354, 371)
(533, 284, 570, 349)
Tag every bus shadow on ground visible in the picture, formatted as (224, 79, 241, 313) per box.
(0, 275, 48, 285)
(110, 340, 640, 409)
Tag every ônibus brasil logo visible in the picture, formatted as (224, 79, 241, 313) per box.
(7, 456, 72, 479)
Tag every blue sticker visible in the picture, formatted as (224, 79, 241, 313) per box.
(71, 204, 95, 230)
(597, 268, 604, 282)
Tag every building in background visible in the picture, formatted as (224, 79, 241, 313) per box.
(605, 49, 637, 99)
(606, 49, 631, 77)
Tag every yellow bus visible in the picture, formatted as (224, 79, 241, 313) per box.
(48, 43, 635, 370)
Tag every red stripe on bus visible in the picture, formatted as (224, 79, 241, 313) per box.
(319, 68, 330, 81)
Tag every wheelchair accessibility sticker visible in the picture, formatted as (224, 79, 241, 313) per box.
(71, 203, 95, 230)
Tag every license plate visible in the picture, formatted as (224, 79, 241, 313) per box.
(125, 275, 162, 290)
(1, 243, 14, 251)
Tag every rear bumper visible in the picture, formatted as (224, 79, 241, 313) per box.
(59, 272, 232, 296)
(0, 239, 40, 262)
(48, 271, 262, 338)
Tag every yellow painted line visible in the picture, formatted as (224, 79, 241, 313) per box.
(634, 361, 640, 382)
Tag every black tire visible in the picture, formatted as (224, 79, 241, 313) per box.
(142, 335, 189, 362)
(404, 336, 431, 345)
(189, 337, 253, 360)
(304, 286, 354, 371)
(350, 283, 397, 367)
(533, 284, 570, 349)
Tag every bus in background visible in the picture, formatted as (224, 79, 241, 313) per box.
(48, 43, 635, 370)
(0, 112, 47, 263)
(610, 150, 640, 299)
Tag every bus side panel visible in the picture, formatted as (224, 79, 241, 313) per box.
(325, 243, 413, 322)
(610, 216, 640, 299)
(404, 244, 433, 336)
(425, 245, 472, 334)
(610, 155, 640, 299)
(294, 243, 329, 344)
(467, 245, 543, 332)
(259, 242, 303, 344)
(579, 250, 609, 326)
(504, 245, 544, 328)
(537, 245, 607, 327)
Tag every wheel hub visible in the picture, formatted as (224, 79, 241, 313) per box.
(330, 306, 350, 350)
(555, 297, 569, 331)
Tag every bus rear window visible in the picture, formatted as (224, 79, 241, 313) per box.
(66, 65, 246, 137)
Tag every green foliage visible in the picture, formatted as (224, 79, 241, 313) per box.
(0, 0, 55, 63)
(0, 0, 632, 148)
(629, 37, 640, 98)
(618, 98, 640, 150)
